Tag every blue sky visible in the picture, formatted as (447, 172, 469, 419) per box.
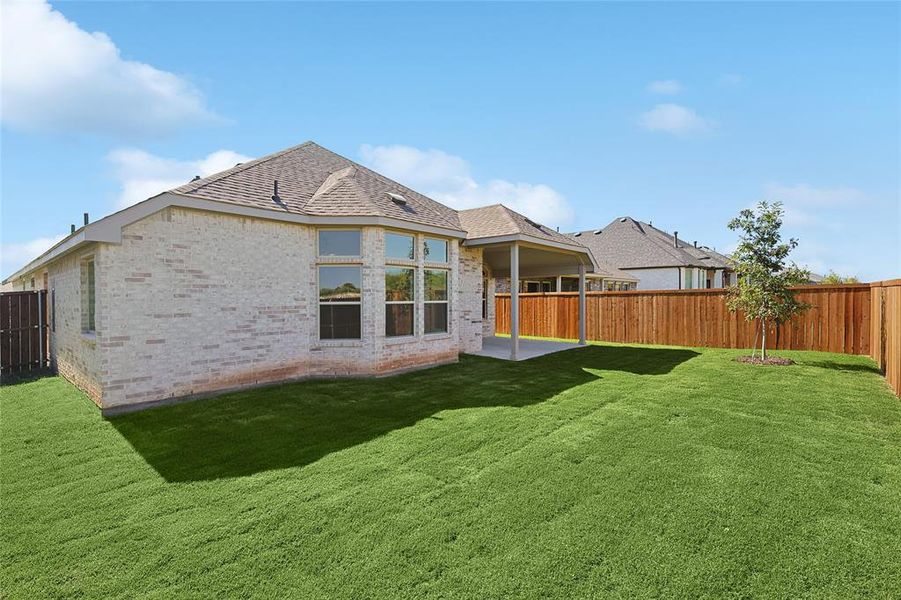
(2, 1, 898, 280)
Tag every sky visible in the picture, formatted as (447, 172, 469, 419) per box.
(1, 0, 899, 281)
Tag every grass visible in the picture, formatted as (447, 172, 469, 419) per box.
(2, 343, 900, 598)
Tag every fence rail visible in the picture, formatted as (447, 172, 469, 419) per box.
(1, 290, 49, 376)
(496, 281, 900, 396)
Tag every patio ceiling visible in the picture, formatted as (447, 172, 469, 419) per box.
(481, 242, 594, 278)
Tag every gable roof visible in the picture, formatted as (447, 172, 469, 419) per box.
(459, 204, 579, 247)
(3, 142, 596, 282)
(569, 217, 732, 269)
(172, 141, 462, 231)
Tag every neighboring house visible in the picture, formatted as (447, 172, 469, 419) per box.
(570, 217, 735, 290)
(494, 257, 639, 293)
(3, 142, 596, 412)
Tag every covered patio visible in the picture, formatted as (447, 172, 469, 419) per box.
(469, 335, 584, 361)
(458, 205, 597, 361)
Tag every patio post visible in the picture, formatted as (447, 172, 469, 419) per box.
(510, 242, 519, 360)
(578, 263, 587, 345)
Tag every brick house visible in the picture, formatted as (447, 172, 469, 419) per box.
(4, 142, 596, 413)
(569, 218, 735, 290)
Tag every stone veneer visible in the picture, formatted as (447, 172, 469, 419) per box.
(34, 207, 484, 411)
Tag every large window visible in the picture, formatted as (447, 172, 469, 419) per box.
(81, 258, 95, 333)
(385, 267, 414, 336)
(386, 232, 415, 260)
(684, 268, 694, 289)
(319, 230, 361, 257)
(424, 269, 448, 334)
(424, 238, 448, 263)
(319, 266, 361, 339)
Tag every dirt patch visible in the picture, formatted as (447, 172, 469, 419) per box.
(735, 356, 795, 366)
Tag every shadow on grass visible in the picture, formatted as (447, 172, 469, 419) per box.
(110, 344, 699, 482)
(802, 360, 882, 374)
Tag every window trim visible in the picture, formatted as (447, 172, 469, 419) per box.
(424, 268, 450, 335)
(385, 266, 415, 338)
(81, 256, 96, 334)
(423, 237, 449, 264)
(385, 231, 416, 262)
(317, 228, 362, 258)
(317, 264, 363, 341)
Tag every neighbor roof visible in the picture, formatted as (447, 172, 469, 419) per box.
(569, 217, 732, 269)
(172, 141, 463, 232)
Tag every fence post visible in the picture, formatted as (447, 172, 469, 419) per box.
(38, 290, 44, 369)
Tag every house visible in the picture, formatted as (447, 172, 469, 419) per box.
(570, 217, 734, 290)
(472, 206, 639, 294)
(3, 142, 596, 412)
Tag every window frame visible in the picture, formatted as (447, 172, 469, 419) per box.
(385, 266, 415, 338)
(385, 231, 416, 262)
(423, 237, 448, 264)
(317, 228, 362, 258)
(317, 264, 363, 341)
(424, 268, 450, 335)
(81, 257, 96, 334)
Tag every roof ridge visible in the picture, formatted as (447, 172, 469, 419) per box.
(310, 165, 357, 201)
(304, 143, 453, 213)
(175, 140, 316, 195)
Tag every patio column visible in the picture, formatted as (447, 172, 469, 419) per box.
(510, 242, 519, 360)
(578, 263, 587, 345)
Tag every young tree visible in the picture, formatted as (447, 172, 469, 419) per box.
(727, 201, 811, 360)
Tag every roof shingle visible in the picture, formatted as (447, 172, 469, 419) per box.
(172, 141, 463, 231)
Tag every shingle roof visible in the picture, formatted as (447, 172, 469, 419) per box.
(569, 217, 732, 269)
(171, 141, 463, 231)
(458, 204, 580, 246)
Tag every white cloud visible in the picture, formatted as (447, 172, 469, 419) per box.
(108, 148, 253, 208)
(359, 144, 574, 228)
(1, 0, 217, 137)
(639, 104, 711, 135)
(647, 80, 682, 95)
(1, 235, 65, 277)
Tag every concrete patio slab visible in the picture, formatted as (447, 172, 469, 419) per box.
(467, 336, 584, 361)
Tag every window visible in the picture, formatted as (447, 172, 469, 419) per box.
(386, 232, 415, 260)
(319, 230, 360, 257)
(561, 277, 579, 292)
(424, 238, 448, 263)
(385, 267, 414, 336)
(424, 269, 448, 333)
(684, 268, 694, 289)
(319, 266, 361, 339)
(81, 258, 95, 333)
(51, 288, 56, 333)
(482, 273, 488, 319)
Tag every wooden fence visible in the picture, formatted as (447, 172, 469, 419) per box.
(1, 290, 50, 377)
(869, 280, 901, 397)
(496, 282, 900, 396)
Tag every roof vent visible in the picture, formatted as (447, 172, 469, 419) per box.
(620, 217, 627, 223)
(191, 175, 201, 182)
(271, 180, 284, 205)
(593, 229, 603, 235)
(524, 218, 542, 230)
(387, 192, 407, 206)
(573, 232, 582, 237)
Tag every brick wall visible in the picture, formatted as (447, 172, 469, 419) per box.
(47, 248, 103, 404)
(43, 207, 484, 409)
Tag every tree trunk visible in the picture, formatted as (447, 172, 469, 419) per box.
(761, 318, 767, 361)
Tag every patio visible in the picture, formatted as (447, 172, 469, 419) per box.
(468, 335, 584, 361)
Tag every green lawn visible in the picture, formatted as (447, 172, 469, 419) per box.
(2, 343, 900, 598)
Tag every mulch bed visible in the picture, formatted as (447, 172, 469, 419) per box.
(735, 356, 795, 366)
